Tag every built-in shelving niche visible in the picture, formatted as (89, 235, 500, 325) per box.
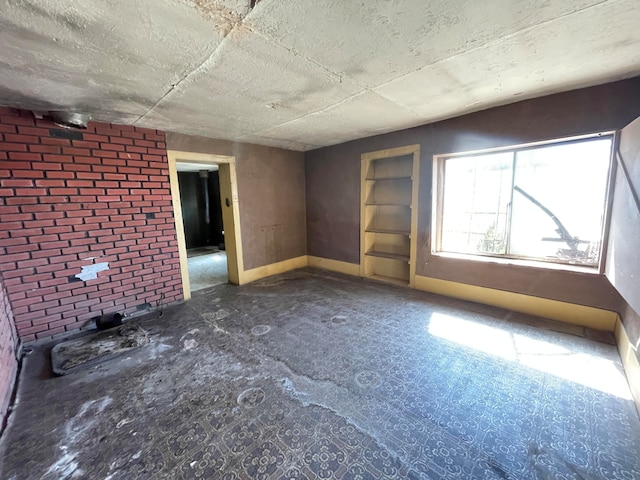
(360, 145, 420, 287)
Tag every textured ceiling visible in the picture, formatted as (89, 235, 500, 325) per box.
(0, 0, 639, 151)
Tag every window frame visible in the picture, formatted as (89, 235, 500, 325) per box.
(431, 132, 617, 272)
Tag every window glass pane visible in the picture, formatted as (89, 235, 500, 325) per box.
(441, 152, 513, 255)
(509, 138, 611, 264)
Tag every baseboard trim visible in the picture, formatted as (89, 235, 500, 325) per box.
(241, 255, 361, 284)
(307, 256, 360, 276)
(240, 256, 308, 285)
(615, 317, 640, 416)
(414, 275, 617, 331)
(224, 255, 619, 332)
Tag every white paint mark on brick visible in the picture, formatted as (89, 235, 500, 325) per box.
(75, 262, 109, 281)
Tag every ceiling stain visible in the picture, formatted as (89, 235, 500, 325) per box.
(1, 1, 639, 151)
(184, 0, 244, 37)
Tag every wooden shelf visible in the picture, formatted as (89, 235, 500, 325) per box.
(368, 274, 408, 287)
(365, 228, 410, 235)
(365, 250, 410, 262)
(365, 175, 412, 181)
(361, 145, 419, 288)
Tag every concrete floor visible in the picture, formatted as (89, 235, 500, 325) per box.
(187, 249, 228, 292)
(1, 269, 639, 479)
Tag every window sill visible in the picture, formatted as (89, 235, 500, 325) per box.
(431, 251, 600, 275)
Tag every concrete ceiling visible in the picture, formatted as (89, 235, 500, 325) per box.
(0, 0, 639, 151)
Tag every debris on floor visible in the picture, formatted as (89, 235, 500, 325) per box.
(51, 324, 150, 376)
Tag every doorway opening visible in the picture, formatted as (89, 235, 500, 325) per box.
(168, 151, 244, 300)
(177, 163, 227, 292)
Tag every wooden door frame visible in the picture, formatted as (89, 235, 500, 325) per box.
(167, 150, 245, 299)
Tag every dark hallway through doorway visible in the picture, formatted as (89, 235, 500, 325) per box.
(177, 163, 228, 291)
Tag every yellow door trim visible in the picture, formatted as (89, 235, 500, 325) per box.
(167, 150, 244, 299)
(408, 146, 420, 288)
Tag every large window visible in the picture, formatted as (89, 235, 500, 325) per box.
(435, 135, 613, 267)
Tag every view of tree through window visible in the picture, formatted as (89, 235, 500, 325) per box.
(438, 136, 612, 266)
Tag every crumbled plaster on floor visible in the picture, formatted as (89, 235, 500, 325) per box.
(43, 397, 112, 480)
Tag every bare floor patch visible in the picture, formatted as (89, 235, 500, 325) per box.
(202, 309, 230, 324)
(51, 325, 150, 375)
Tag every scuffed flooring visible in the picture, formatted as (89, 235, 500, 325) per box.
(1, 269, 639, 479)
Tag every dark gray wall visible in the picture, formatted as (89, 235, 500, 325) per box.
(306, 77, 640, 311)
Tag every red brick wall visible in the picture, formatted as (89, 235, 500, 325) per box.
(0, 107, 183, 342)
(0, 270, 18, 422)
